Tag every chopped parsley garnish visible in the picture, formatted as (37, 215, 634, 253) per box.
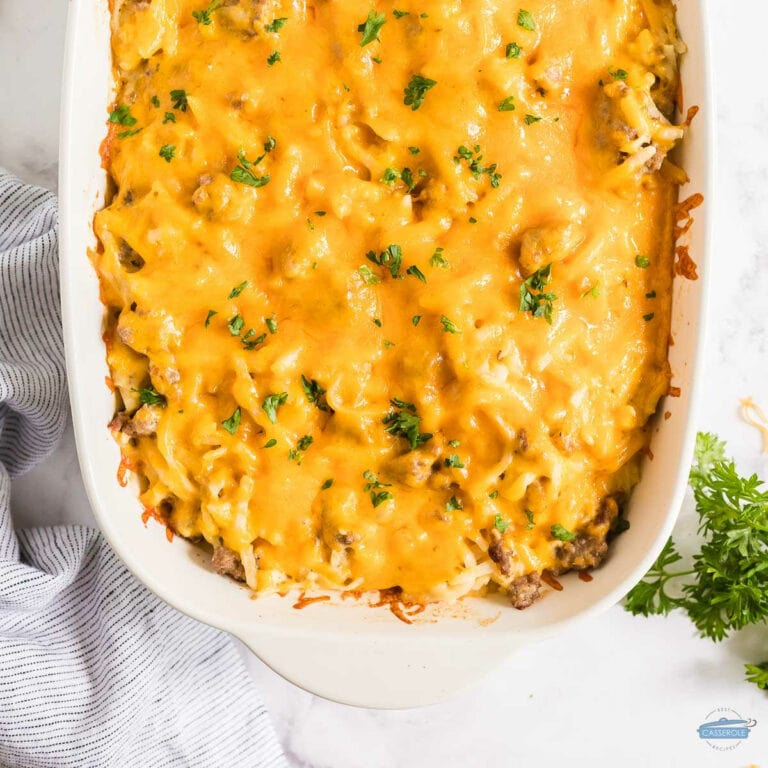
(498, 96, 516, 112)
(635, 255, 650, 268)
(297, 434, 314, 451)
(117, 129, 142, 140)
(133, 385, 166, 408)
(358, 265, 381, 285)
(314, 210, 326, 216)
(381, 167, 417, 191)
(383, 402, 432, 450)
(446, 495, 463, 512)
(358, 10, 387, 46)
(406, 265, 426, 283)
(231, 147, 271, 188)
(412, 315, 422, 326)
(109, 105, 137, 126)
(159, 144, 176, 163)
(519, 263, 557, 324)
(489, 490, 500, 500)
(494, 514, 509, 533)
(227, 315, 245, 336)
(170, 89, 188, 112)
(363, 470, 393, 507)
(383, 339, 395, 349)
(301, 375, 331, 412)
(408, 145, 420, 155)
(454, 145, 501, 188)
(192, 0, 222, 25)
(262, 392, 288, 424)
(265, 17, 288, 33)
(448, 439, 460, 448)
(371, 491, 394, 507)
(265, 315, 278, 334)
(263, 438, 277, 448)
(393, 9, 409, 18)
(643, 312, 655, 321)
(646, 290, 657, 299)
(267, 51, 281, 66)
(468, 216, 477, 223)
(551, 523, 576, 542)
(228, 281, 248, 298)
(204, 310, 217, 327)
(609, 68, 629, 81)
(221, 407, 241, 435)
(440, 315, 460, 334)
(524, 114, 542, 124)
(580, 282, 600, 299)
(390, 397, 416, 411)
(444, 454, 464, 468)
(163, 112, 176, 124)
(524, 509, 535, 530)
(241, 330, 267, 350)
(321, 478, 334, 490)
(150, 95, 160, 108)
(403, 74, 437, 111)
(517, 9, 535, 30)
(506, 42, 522, 58)
(373, 318, 382, 327)
(366, 244, 403, 278)
(430, 248, 449, 268)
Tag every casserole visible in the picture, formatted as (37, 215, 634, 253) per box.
(59, 0, 712, 708)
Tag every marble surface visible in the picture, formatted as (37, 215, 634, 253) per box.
(3, 1, 768, 765)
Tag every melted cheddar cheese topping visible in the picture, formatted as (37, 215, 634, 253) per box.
(96, 0, 687, 603)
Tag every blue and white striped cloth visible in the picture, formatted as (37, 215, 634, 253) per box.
(0, 170, 287, 767)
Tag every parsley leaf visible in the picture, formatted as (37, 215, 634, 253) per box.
(430, 247, 449, 268)
(517, 9, 535, 30)
(383, 405, 432, 450)
(412, 315, 422, 326)
(358, 10, 387, 46)
(321, 478, 334, 490)
(506, 42, 522, 59)
(132, 386, 167, 408)
(609, 68, 628, 81)
(192, 1, 222, 25)
(159, 144, 176, 163)
(267, 51, 281, 66)
(745, 662, 768, 691)
(393, 9, 409, 18)
(204, 309, 217, 327)
(635, 255, 650, 268)
(301, 375, 331, 412)
(163, 112, 176, 124)
(170, 89, 188, 111)
(265, 315, 278, 334)
(228, 281, 248, 298)
(498, 96, 516, 112)
(109, 105, 137, 126)
(358, 265, 381, 285)
(403, 74, 437, 111)
(494, 514, 509, 533)
(227, 315, 244, 336)
(454, 144, 501, 188)
(221, 406, 241, 434)
(444, 454, 464, 468)
(262, 392, 288, 424)
(406, 265, 426, 283)
(440, 315, 460, 334)
(366, 244, 403, 278)
(265, 17, 288, 33)
(550, 523, 576, 542)
(231, 148, 271, 188)
(446, 495, 463, 512)
(363, 470, 394, 507)
(519, 263, 557, 324)
(524, 114, 542, 124)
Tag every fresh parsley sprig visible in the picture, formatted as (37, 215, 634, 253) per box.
(625, 432, 768, 691)
(519, 263, 557, 323)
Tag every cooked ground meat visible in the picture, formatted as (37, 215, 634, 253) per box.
(552, 534, 608, 574)
(211, 545, 246, 582)
(488, 531, 513, 576)
(123, 405, 160, 437)
(508, 573, 542, 609)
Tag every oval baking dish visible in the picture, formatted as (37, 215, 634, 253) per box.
(59, 0, 712, 708)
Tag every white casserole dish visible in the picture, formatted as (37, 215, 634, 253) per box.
(59, 0, 713, 709)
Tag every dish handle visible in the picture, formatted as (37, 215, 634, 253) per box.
(237, 628, 522, 709)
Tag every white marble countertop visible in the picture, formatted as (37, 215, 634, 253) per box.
(2, 1, 768, 765)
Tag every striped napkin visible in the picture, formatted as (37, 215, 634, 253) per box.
(0, 170, 287, 768)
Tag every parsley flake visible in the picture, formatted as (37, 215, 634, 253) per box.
(221, 407, 241, 435)
(519, 263, 557, 323)
(262, 392, 288, 424)
(517, 9, 535, 30)
(358, 10, 387, 46)
(403, 74, 437, 111)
